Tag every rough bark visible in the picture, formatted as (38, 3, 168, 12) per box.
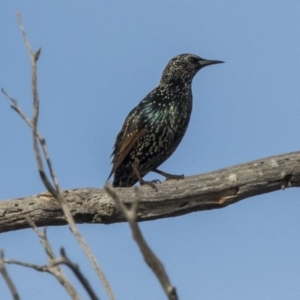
(1, 151, 299, 234)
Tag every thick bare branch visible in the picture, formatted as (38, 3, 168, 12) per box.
(2, 11, 300, 300)
(1, 151, 299, 231)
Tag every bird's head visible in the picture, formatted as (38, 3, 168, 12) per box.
(161, 53, 224, 85)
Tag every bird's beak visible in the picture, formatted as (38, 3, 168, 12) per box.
(199, 59, 224, 67)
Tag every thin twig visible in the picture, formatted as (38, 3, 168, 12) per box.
(61, 207, 115, 299)
(17, 12, 57, 197)
(5, 259, 50, 272)
(105, 183, 179, 300)
(53, 248, 100, 300)
(0, 250, 20, 300)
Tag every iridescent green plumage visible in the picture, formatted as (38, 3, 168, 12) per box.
(108, 54, 223, 188)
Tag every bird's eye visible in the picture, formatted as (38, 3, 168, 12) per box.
(188, 56, 198, 64)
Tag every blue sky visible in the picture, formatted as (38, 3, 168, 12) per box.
(1, 1, 300, 299)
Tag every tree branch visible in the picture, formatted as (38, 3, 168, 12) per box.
(1, 151, 299, 233)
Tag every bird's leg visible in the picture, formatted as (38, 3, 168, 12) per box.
(132, 165, 158, 191)
(153, 169, 184, 181)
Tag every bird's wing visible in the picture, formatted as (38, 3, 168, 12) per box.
(107, 106, 146, 180)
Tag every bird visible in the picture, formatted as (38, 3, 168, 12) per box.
(108, 53, 223, 189)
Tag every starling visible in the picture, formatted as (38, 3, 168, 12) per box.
(108, 53, 223, 189)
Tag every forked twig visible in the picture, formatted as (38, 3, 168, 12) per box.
(17, 11, 57, 196)
(24, 217, 80, 300)
(5, 242, 100, 300)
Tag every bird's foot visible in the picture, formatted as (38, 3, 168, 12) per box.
(153, 169, 184, 181)
(132, 164, 158, 191)
(151, 179, 161, 184)
(140, 180, 158, 192)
